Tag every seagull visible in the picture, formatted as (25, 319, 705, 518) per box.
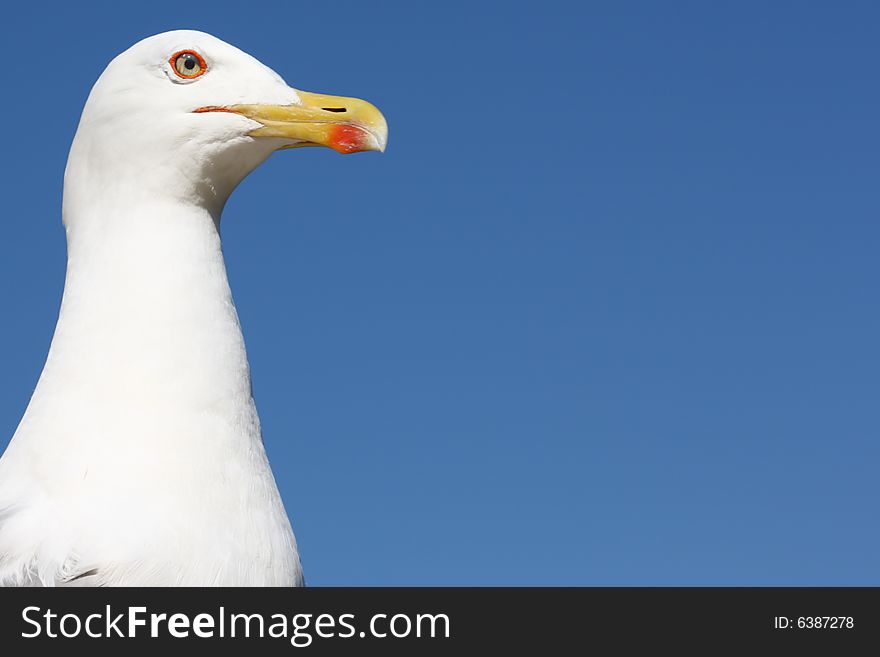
(0, 30, 387, 586)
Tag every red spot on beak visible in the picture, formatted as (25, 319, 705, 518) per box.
(328, 124, 369, 154)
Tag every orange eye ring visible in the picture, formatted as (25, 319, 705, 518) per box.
(169, 50, 207, 79)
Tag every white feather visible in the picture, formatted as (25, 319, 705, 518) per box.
(0, 31, 310, 586)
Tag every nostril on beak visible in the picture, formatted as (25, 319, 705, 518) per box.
(321, 107, 347, 113)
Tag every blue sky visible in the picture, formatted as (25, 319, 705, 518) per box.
(1, 1, 878, 585)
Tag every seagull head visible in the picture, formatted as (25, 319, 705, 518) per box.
(65, 30, 387, 217)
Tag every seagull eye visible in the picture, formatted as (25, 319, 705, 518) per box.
(170, 50, 207, 79)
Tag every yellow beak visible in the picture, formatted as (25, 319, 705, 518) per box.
(196, 91, 387, 154)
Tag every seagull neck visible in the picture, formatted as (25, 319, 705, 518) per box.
(42, 198, 254, 414)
